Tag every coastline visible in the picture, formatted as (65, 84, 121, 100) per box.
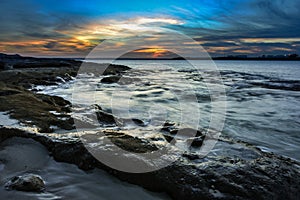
(0, 54, 300, 199)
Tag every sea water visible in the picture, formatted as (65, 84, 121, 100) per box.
(39, 60, 300, 161)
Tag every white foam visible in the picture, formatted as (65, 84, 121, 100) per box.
(0, 112, 39, 133)
(0, 112, 19, 127)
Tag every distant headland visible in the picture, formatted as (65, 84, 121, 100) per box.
(1, 52, 299, 61)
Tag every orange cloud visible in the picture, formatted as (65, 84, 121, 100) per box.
(133, 48, 169, 58)
(0, 16, 184, 56)
(240, 38, 300, 44)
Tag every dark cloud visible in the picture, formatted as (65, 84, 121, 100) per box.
(43, 41, 57, 49)
(167, 0, 300, 56)
(0, 0, 299, 56)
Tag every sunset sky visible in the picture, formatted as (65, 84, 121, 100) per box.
(0, 0, 299, 58)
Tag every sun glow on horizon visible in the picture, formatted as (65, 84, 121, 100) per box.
(133, 48, 170, 58)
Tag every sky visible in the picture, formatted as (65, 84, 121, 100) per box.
(0, 0, 299, 58)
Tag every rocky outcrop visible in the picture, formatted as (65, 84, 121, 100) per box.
(0, 54, 299, 199)
(0, 54, 133, 132)
(0, 53, 77, 69)
(5, 174, 45, 192)
(0, 83, 74, 133)
(0, 53, 131, 89)
(0, 67, 77, 89)
(0, 127, 299, 200)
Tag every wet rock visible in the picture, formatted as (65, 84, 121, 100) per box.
(5, 174, 45, 192)
(188, 136, 205, 147)
(13, 61, 72, 68)
(0, 54, 132, 90)
(0, 89, 21, 96)
(170, 128, 203, 137)
(0, 127, 300, 200)
(92, 104, 102, 111)
(0, 54, 134, 132)
(103, 64, 131, 75)
(95, 110, 146, 127)
(0, 61, 6, 70)
(101, 75, 121, 84)
(96, 110, 120, 125)
(101, 75, 140, 85)
(163, 134, 175, 143)
(182, 153, 199, 160)
(178, 69, 197, 73)
(0, 83, 74, 132)
(0, 67, 78, 89)
(0, 53, 299, 199)
(81, 62, 131, 76)
(161, 121, 177, 132)
(131, 118, 146, 127)
(36, 94, 72, 112)
(121, 118, 146, 127)
(103, 130, 158, 153)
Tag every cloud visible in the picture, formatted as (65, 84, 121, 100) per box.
(0, 0, 299, 57)
(0, 9, 185, 57)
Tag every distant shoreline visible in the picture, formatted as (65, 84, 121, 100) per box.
(1, 53, 299, 61)
(85, 57, 300, 61)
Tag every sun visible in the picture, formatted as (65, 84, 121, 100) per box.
(133, 48, 169, 58)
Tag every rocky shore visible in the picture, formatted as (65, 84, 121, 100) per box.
(0, 54, 299, 199)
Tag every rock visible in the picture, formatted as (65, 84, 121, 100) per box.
(92, 104, 102, 111)
(188, 136, 205, 147)
(0, 61, 6, 70)
(101, 75, 121, 84)
(36, 94, 72, 112)
(170, 127, 203, 137)
(0, 67, 78, 89)
(1, 127, 300, 199)
(96, 110, 120, 125)
(103, 130, 158, 153)
(95, 109, 146, 127)
(5, 174, 45, 192)
(163, 134, 175, 143)
(131, 118, 146, 127)
(101, 75, 140, 84)
(13, 61, 72, 68)
(0, 54, 132, 89)
(161, 121, 177, 132)
(0, 54, 133, 132)
(82, 62, 131, 76)
(0, 90, 21, 96)
(182, 153, 199, 160)
(121, 118, 146, 127)
(0, 83, 74, 132)
(103, 64, 131, 75)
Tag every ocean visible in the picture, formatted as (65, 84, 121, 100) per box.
(39, 60, 300, 161)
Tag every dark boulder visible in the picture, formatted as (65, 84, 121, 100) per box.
(5, 174, 45, 192)
(101, 75, 121, 84)
(96, 110, 120, 125)
(101, 75, 140, 85)
(188, 135, 205, 147)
